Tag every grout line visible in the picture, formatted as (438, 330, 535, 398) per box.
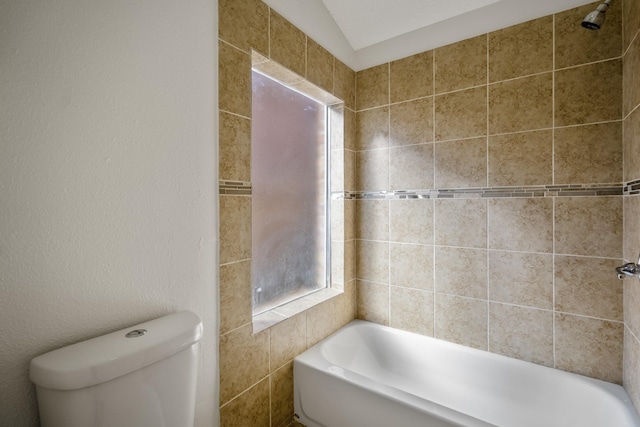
(387, 62, 392, 327)
(219, 258, 252, 267)
(486, 32, 491, 352)
(433, 50, 437, 189)
(623, 26, 640, 58)
(356, 238, 624, 261)
(624, 102, 640, 122)
(627, 323, 640, 345)
(219, 109, 252, 121)
(218, 37, 252, 56)
(219, 374, 271, 410)
(267, 7, 271, 58)
(552, 13, 557, 369)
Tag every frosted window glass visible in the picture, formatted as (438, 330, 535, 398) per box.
(251, 70, 328, 315)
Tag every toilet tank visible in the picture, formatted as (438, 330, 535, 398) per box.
(30, 311, 203, 427)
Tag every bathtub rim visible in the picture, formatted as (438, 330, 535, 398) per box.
(294, 319, 640, 427)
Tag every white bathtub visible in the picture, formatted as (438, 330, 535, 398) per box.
(294, 320, 640, 427)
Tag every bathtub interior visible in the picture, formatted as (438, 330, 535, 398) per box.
(295, 320, 640, 427)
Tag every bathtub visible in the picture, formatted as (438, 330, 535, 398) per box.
(294, 320, 640, 427)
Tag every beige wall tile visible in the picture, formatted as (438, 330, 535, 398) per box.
(435, 198, 487, 248)
(269, 10, 306, 77)
(390, 97, 434, 146)
(271, 363, 294, 427)
(220, 260, 252, 334)
(489, 303, 554, 366)
(219, 0, 268, 55)
(339, 280, 358, 324)
(270, 314, 307, 372)
(435, 87, 487, 141)
(306, 38, 333, 94)
(488, 198, 553, 253)
(356, 149, 389, 191)
(356, 199, 389, 241)
(625, 276, 640, 340)
(220, 195, 251, 264)
(331, 200, 345, 241)
(489, 73, 552, 134)
(435, 294, 488, 350)
(356, 107, 389, 150)
(331, 238, 345, 285)
(555, 59, 623, 126)
(555, 196, 622, 258)
(389, 199, 434, 244)
(624, 107, 640, 182)
(625, 196, 640, 262)
(489, 16, 553, 82)
(435, 137, 488, 188)
(344, 149, 356, 192)
(390, 243, 434, 290)
(489, 251, 553, 309)
(356, 240, 389, 283)
(344, 240, 357, 283)
(219, 41, 251, 117)
(331, 149, 345, 193)
(306, 297, 344, 348)
(555, 2, 622, 69)
(389, 144, 434, 190)
(555, 313, 623, 384)
(435, 247, 487, 299)
(344, 199, 356, 241)
(357, 280, 390, 325)
(555, 256, 622, 321)
(220, 324, 269, 404)
(555, 122, 622, 184)
(390, 286, 434, 336)
(435, 35, 487, 93)
(624, 36, 640, 117)
(488, 130, 552, 186)
(220, 112, 251, 182)
(624, 328, 640, 412)
(343, 108, 356, 151)
(390, 51, 433, 103)
(334, 60, 356, 110)
(624, 0, 640, 52)
(357, 64, 389, 110)
(220, 379, 270, 427)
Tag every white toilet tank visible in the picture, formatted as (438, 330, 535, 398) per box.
(30, 311, 202, 427)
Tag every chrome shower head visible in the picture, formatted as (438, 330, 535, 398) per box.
(582, 0, 612, 30)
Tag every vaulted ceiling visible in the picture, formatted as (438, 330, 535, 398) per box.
(263, 0, 601, 70)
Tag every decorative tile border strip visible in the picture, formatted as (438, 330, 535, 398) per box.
(331, 191, 357, 200)
(625, 179, 640, 196)
(353, 184, 624, 200)
(223, 182, 640, 198)
(220, 180, 252, 195)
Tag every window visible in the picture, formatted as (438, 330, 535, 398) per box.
(251, 69, 330, 315)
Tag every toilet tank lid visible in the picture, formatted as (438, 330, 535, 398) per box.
(29, 311, 203, 391)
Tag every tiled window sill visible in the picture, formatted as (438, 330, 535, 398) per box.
(252, 287, 343, 333)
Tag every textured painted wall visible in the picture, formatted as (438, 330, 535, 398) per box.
(0, 1, 219, 426)
(355, 1, 626, 384)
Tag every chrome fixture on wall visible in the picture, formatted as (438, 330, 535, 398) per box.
(616, 254, 640, 280)
(582, 0, 613, 30)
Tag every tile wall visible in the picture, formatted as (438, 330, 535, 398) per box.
(218, 0, 356, 425)
(623, 0, 640, 413)
(355, 1, 626, 384)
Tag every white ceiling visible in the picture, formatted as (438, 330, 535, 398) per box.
(321, 0, 502, 50)
(263, 0, 600, 71)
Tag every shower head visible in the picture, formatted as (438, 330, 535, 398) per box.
(581, 0, 612, 30)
